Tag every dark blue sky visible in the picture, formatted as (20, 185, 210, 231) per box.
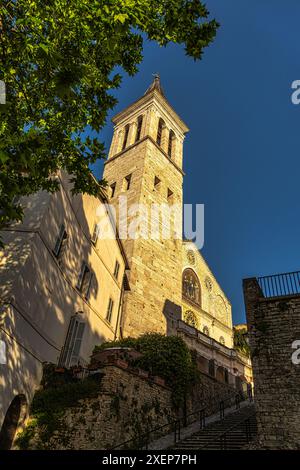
(92, 0, 300, 325)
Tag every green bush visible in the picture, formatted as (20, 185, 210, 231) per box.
(15, 375, 102, 449)
(94, 333, 199, 408)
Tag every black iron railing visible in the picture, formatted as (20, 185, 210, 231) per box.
(219, 413, 257, 450)
(111, 391, 250, 450)
(257, 271, 300, 298)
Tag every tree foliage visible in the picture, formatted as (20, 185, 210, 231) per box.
(233, 327, 250, 357)
(94, 333, 199, 408)
(0, 0, 219, 232)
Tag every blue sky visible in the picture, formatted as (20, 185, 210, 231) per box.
(91, 0, 300, 325)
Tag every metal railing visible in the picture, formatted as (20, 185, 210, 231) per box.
(111, 391, 250, 450)
(257, 271, 300, 299)
(219, 413, 257, 450)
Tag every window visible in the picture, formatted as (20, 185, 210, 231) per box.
(110, 182, 116, 198)
(156, 118, 164, 146)
(122, 124, 130, 150)
(106, 298, 114, 323)
(59, 314, 86, 367)
(167, 188, 173, 201)
(168, 130, 175, 158)
(219, 336, 225, 346)
(53, 224, 67, 258)
(224, 368, 229, 384)
(203, 326, 210, 336)
(154, 176, 161, 189)
(209, 359, 215, 377)
(91, 223, 100, 245)
(114, 260, 120, 279)
(124, 174, 132, 191)
(135, 115, 143, 142)
(182, 268, 201, 306)
(76, 262, 93, 300)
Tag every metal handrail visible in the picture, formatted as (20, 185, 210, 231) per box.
(111, 391, 249, 450)
(257, 271, 300, 298)
(219, 413, 256, 450)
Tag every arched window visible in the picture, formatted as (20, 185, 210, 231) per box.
(184, 310, 198, 329)
(182, 268, 201, 306)
(122, 124, 130, 150)
(219, 336, 225, 346)
(168, 130, 175, 158)
(156, 118, 165, 146)
(135, 115, 143, 142)
(203, 326, 210, 336)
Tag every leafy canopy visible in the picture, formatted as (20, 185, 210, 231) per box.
(0, 0, 219, 230)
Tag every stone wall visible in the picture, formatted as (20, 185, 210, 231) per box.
(243, 277, 300, 449)
(22, 361, 238, 450)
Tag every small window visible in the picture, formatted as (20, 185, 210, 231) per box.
(106, 298, 114, 323)
(224, 368, 229, 384)
(53, 224, 67, 258)
(219, 336, 225, 346)
(168, 130, 175, 158)
(154, 176, 161, 189)
(122, 124, 130, 150)
(135, 115, 143, 142)
(59, 314, 86, 367)
(114, 260, 120, 279)
(203, 326, 210, 337)
(124, 174, 132, 191)
(76, 262, 93, 300)
(110, 182, 116, 198)
(167, 188, 173, 201)
(91, 223, 100, 245)
(156, 118, 164, 146)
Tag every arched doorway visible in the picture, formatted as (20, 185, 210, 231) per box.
(0, 395, 27, 450)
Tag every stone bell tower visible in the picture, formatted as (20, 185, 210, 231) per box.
(103, 76, 189, 337)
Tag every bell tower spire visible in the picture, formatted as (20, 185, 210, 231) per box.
(144, 73, 165, 96)
(103, 77, 189, 337)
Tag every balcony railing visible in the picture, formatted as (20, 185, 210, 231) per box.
(257, 271, 300, 299)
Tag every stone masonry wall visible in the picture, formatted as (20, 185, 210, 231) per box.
(23, 362, 238, 450)
(243, 278, 300, 449)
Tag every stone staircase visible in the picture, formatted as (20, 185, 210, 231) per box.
(173, 404, 257, 450)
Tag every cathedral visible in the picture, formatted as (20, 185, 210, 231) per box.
(0, 77, 252, 447)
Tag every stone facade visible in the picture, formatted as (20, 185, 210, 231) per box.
(103, 81, 188, 337)
(21, 362, 238, 450)
(182, 241, 233, 348)
(0, 172, 129, 445)
(243, 277, 300, 449)
(0, 77, 253, 449)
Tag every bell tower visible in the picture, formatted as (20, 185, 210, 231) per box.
(103, 76, 189, 337)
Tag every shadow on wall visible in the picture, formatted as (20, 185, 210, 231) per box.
(0, 394, 27, 450)
(163, 299, 182, 336)
(0, 174, 110, 448)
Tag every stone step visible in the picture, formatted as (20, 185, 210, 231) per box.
(173, 404, 257, 450)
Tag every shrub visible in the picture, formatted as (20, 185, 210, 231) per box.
(94, 333, 199, 408)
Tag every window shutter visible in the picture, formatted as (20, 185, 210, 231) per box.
(54, 224, 66, 257)
(59, 316, 86, 367)
(70, 322, 86, 366)
(91, 223, 100, 245)
(76, 262, 86, 290)
(85, 272, 93, 300)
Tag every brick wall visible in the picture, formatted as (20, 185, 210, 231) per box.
(243, 277, 300, 449)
